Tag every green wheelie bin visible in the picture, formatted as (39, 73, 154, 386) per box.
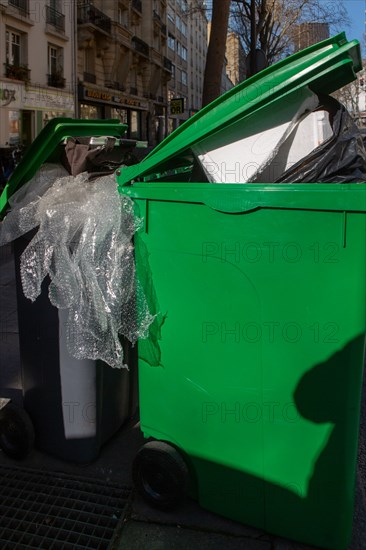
(117, 34, 366, 549)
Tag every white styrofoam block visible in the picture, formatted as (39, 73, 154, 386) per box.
(256, 110, 333, 182)
(193, 88, 322, 183)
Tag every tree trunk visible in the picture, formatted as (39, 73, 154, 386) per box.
(202, 0, 231, 107)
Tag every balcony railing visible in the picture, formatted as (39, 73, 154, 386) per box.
(45, 5, 65, 31)
(83, 72, 96, 84)
(105, 80, 125, 91)
(153, 10, 161, 23)
(9, 0, 28, 14)
(47, 73, 66, 88)
(132, 0, 142, 13)
(77, 3, 111, 34)
(4, 63, 30, 82)
(132, 36, 149, 57)
(163, 56, 172, 72)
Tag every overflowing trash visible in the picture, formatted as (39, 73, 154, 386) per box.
(0, 165, 156, 369)
(193, 93, 366, 184)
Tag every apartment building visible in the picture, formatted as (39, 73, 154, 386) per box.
(226, 31, 245, 86)
(293, 22, 329, 52)
(166, 0, 189, 130)
(188, 0, 207, 115)
(77, 0, 171, 145)
(0, 0, 75, 146)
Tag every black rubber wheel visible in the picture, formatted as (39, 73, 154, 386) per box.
(0, 403, 35, 459)
(132, 441, 189, 510)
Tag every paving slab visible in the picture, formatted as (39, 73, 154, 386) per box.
(116, 520, 272, 550)
(132, 493, 269, 540)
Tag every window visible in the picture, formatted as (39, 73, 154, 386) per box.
(118, 4, 128, 26)
(80, 104, 100, 120)
(167, 8, 174, 23)
(176, 16, 187, 36)
(50, 0, 61, 10)
(84, 46, 95, 75)
(112, 108, 128, 125)
(6, 30, 21, 66)
(130, 110, 141, 139)
(181, 70, 187, 85)
(48, 44, 63, 76)
(177, 0, 188, 10)
(177, 42, 187, 61)
(168, 33, 175, 50)
(171, 63, 176, 79)
(49, 46, 57, 75)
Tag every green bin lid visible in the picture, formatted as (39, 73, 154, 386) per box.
(117, 33, 362, 187)
(0, 119, 127, 218)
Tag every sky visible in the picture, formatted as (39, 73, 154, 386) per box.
(344, 0, 365, 48)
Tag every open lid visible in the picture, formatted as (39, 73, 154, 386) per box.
(117, 33, 362, 187)
(0, 118, 127, 218)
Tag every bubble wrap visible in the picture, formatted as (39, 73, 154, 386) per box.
(0, 170, 156, 369)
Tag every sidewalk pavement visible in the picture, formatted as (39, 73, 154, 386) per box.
(1, 243, 365, 550)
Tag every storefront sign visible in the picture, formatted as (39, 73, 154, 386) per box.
(170, 97, 185, 115)
(0, 88, 16, 106)
(86, 89, 112, 102)
(24, 86, 74, 112)
(81, 87, 148, 110)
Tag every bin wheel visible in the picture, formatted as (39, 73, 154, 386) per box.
(132, 441, 189, 510)
(0, 403, 35, 459)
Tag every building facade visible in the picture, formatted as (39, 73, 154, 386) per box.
(187, 0, 207, 115)
(0, 0, 75, 147)
(293, 22, 329, 52)
(77, 0, 171, 145)
(226, 31, 245, 86)
(166, 0, 190, 130)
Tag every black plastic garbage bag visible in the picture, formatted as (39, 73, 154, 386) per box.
(277, 95, 366, 183)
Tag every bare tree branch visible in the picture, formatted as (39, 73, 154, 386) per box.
(231, 0, 351, 66)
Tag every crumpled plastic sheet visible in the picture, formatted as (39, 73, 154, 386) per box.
(0, 169, 156, 369)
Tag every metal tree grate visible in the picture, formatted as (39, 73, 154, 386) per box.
(0, 464, 132, 549)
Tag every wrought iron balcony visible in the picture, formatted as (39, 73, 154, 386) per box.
(77, 3, 111, 34)
(153, 10, 161, 23)
(45, 5, 65, 31)
(48, 73, 66, 88)
(4, 63, 30, 82)
(132, 0, 142, 13)
(9, 0, 28, 14)
(163, 57, 172, 72)
(105, 80, 125, 91)
(83, 72, 96, 84)
(132, 36, 149, 57)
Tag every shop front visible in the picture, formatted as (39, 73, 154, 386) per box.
(0, 80, 74, 147)
(0, 81, 23, 146)
(23, 86, 74, 145)
(79, 85, 150, 142)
